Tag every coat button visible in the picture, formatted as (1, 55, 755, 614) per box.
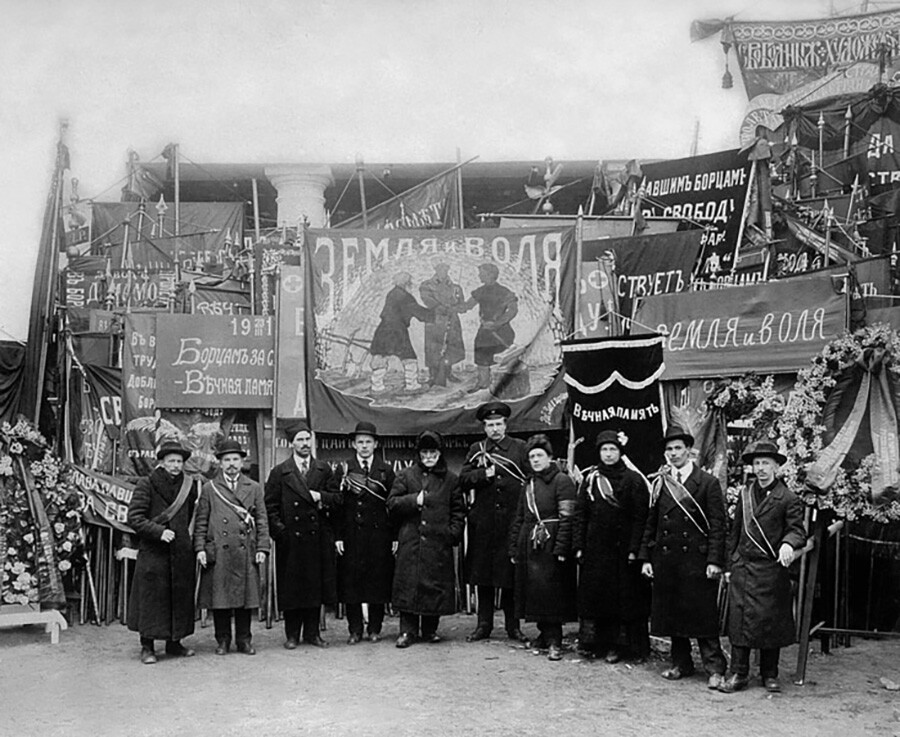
(662, 530, 668, 536)
(223, 519, 228, 524)
(422, 520, 427, 526)
(683, 531, 689, 538)
(294, 516, 300, 522)
(682, 546, 688, 552)
(222, 531, 228, 536)
(294, 502, 299, 507)
(662, 514, 668, 521)
(662, 545, 668, 552)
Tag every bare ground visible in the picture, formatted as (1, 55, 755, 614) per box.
(2, 612, 899, 737)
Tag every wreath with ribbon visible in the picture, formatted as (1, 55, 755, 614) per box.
(778, 324, 900, 523)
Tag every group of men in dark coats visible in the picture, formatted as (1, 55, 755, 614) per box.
(127, 405, 807, 695)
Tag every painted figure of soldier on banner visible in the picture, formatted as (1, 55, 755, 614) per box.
(302, 228, 575, 435)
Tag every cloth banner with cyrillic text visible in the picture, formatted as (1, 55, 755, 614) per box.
(562, 334, 665, 475)
(639, 149, 751, 282)
(337, 169, 461, 229)
(70, 465, 135, 532)
(578, 230, 703, 338)
(304, 227, 574, 434)
(632, 275, 848, 380)
(155, 315, 274, 409)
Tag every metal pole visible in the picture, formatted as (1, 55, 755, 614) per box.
(356, 156, 369, 229)
(456, 148, 465, 228)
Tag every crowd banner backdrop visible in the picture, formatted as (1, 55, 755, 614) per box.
(336, 168, 462, 229)
(577, 230, 703, 338)
(253, 229, 302, 315)
(777, 255, 893, 301)
(276, 265, 307, 420)
(639, 149, 751, 282)
(90, 202, 244, 271)
(632, 274, 848, 380)
(155, 315, 275, 409)
(191, 278, 252, 315)
(561, 334, 665, 475)
(121, 313, 158, 476)
(70, 465, 135, 532)
(303, 227, 575, 434)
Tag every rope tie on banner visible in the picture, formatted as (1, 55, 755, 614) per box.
(562, 310, 663, 341)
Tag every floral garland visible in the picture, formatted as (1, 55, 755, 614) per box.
(778, 324, 900, 523)
(706, 374, 787, 518)
(0, 419, 83, 606)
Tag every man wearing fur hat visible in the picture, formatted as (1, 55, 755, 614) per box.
(265, 421, 341, 649)
(334, 421, 397, 644)
(194, 439, 270, 655)
(639, 426, 728, 689)
(127, 440, 199, 665)
(719, 439, 806, 694)
(460, 400, 529, 642)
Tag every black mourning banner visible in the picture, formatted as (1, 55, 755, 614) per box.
(562, 334, 665, 475)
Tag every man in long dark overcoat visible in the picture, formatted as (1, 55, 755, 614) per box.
(127, 440, 198, 665)
(265, 421, 341, 649)
(369, 271, 434, 393)
(460, 401, 528, 642)
(388, 431, 466, 647)
(334, 421, 396, 644)
(720, 439, 806, 694)
(639, 426, 727, 689)
(194, 439, 270, 655)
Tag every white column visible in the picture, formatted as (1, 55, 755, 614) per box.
(264, 164, 333, 228)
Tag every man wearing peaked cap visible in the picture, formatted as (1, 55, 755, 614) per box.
(194, 439, 270, 655)
(334, 421, 396, 644)
(719, 437, 805, 695)
(265, 421, 341, 649)
(460, 401, 529, 642)
(638, 426, 728, 689)
(127, 439, 198, 664)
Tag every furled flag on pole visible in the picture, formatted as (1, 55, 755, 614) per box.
(562, 334, 666, 475)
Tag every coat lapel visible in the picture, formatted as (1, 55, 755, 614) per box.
(282, 458, 315, 505)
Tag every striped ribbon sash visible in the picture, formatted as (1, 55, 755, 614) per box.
(740, 486, 777, 560)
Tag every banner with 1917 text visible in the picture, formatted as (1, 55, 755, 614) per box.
(155, 314, 275, 409)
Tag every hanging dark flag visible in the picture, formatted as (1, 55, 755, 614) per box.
(562, 334, 665, 475)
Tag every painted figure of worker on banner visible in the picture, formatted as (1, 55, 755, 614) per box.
(302, 228, 574, 435)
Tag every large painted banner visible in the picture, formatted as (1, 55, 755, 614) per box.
(578, 230, 703, 338)
(562, 334, 665, 475)
(155, 315, 274, 409)
(632, 275, 848, 380)
(639, 150, 751, 283)
(304, 227, 575, 434)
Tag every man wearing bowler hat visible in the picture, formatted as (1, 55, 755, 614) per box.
(460, 400, 528, 642)
(639, 426, 728, 689)
(334, 421, 397, 643)
(265, 421, 341, 649)
(719, 438, 805, 694)
(194, 439, 270, 655)
(127, 440, 199, 664)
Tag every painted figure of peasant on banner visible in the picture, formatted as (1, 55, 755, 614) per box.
(303, 228, 575, 435)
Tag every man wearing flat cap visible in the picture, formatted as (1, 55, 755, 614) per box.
(127, 440, 199, 665)
(460, 401, 529, 642)
(194, 439, 270, 655)
(265, 421, 341, 649)
(719, 439, 805, 694)
(334, 421, 397, 644)
(639, 426, 728, 689)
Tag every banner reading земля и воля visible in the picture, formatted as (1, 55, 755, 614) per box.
(299, 228, 575, 435)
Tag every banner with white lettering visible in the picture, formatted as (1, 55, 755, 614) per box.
(253, 228, 303, 315)
(639, 150, 751, 283)
(276, 265, 307, 419)
(632, 275, 848, 380)
(82, 364, 123, 440)
(70, 465, 135, 532)
(121, 313, 158, 476)
(337, 169, 461, 229)
(578, 230, 703, 338)
(562, 335, 665, 475)
(304, 227, 574, 434)
(155, 315, 275, 409)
